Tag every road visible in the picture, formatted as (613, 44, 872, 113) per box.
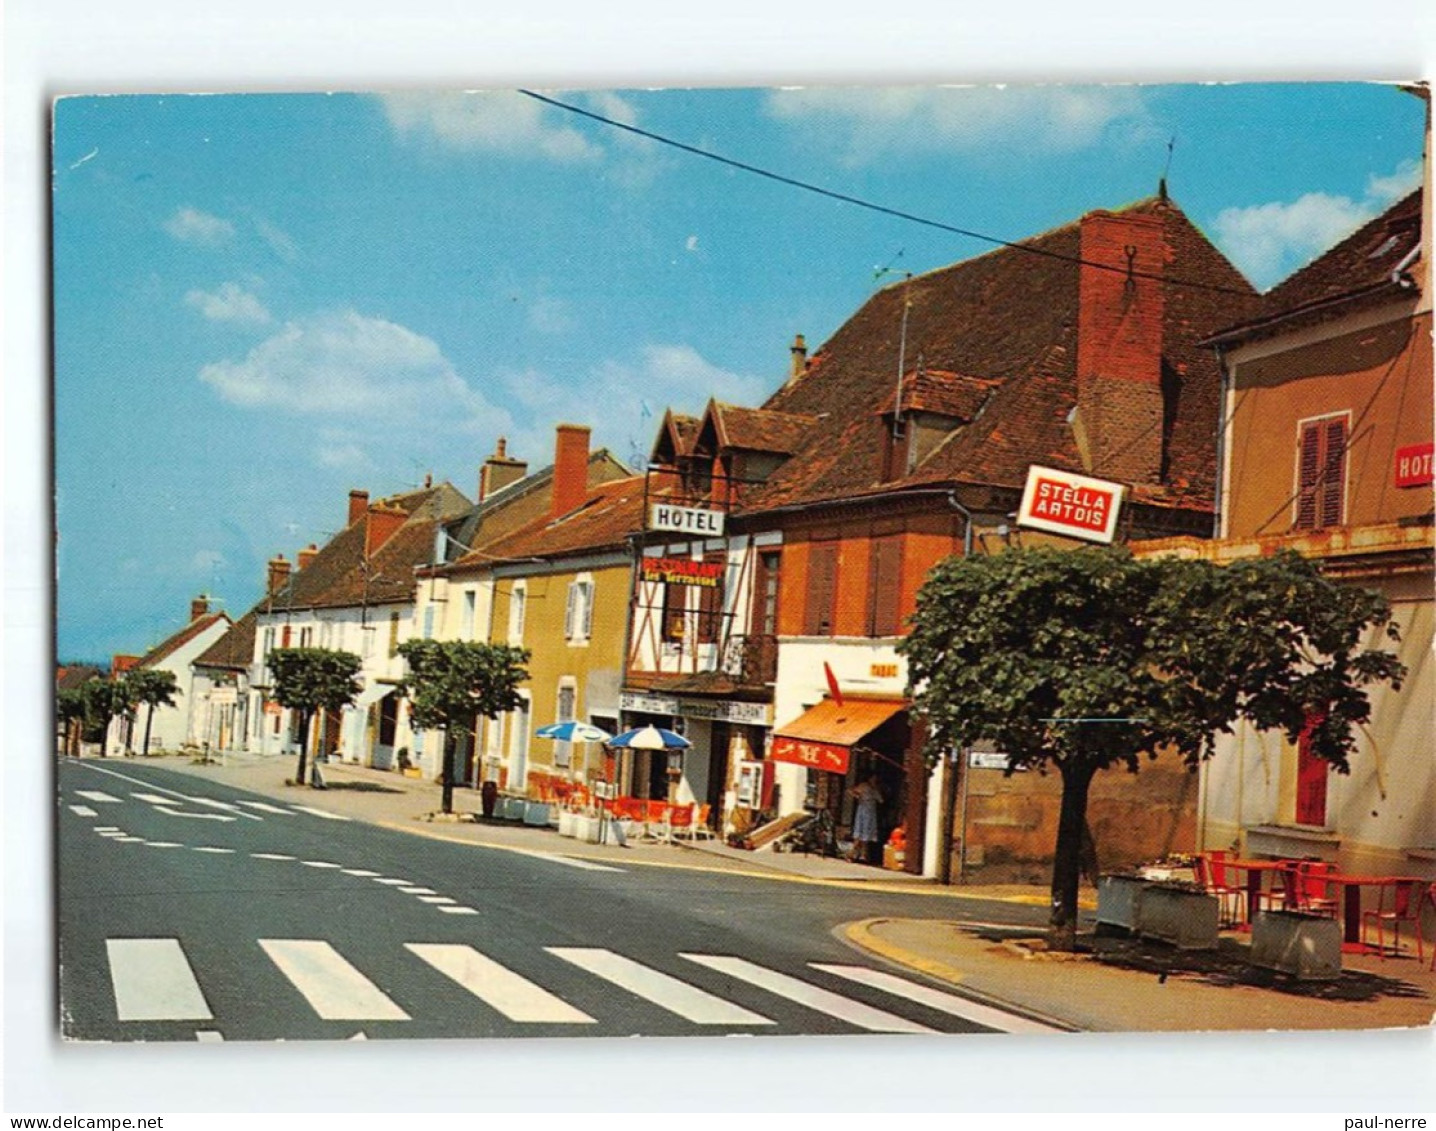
(57, 758, 1059, 1042)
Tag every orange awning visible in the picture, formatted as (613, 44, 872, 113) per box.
(771, 698, 907, 774)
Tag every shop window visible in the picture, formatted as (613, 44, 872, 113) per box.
(866, 535, 903, 636)
(1295, 414, 1348, 531)
(1295, 711, 1329, 827)
(804, 542, 839, 636)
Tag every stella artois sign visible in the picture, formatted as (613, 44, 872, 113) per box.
(1017, 465, 1125, 545)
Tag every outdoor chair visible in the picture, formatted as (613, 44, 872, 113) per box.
(689, 803, 717, 842)
(1361, 877, 1427, 962)
(664, 802, 696, 843)
(1292, 861, 1340, 918)
(1197, 850, 1244, 927)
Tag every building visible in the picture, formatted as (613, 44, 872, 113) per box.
(189, 610, 257, 753)
(632, 194, 1264, 877)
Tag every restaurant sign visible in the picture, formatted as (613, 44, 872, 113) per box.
(1016, 464, 1125, 544)
(648, 503, 725, 537)
(641, 556, 724, 588)
(770, 734, 851, 774)
(1394, 442, 1434, 489)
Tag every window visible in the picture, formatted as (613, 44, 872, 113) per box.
(697, 552, 725, 644)
(750, 550, 781, 637)
(281, 625, 292, 649)
(461, 590, 477, 640)
(866, 535, 904, 636)
(804, 541, 839, 636)
(1295, 711, 1329, 827)
(508, 693, 531, 788)
(387, 611, 400, 657)
(422, 604, 436, 640)
(1295, 414, 1348, 530)
(661, 580, 687, 645)
(508, 582, 527, 644)
(298, 626, 313, 648)
(565, 576, 595, 643)
(554, 681, 577, 768)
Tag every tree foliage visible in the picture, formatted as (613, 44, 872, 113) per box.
(80, 678, 137, 754)
(899, 545, 1404, 946)
(397, 639, 529, 813)
(267, 648, 362, 786)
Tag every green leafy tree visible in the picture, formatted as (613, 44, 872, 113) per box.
(126, 668, 180, 756)
(267, 648, 362, 787)
(397, 640, 529, 814)
(899, 546, 1404, 950)
(56, 687, 88, 756)
(81, 677, 137, 757)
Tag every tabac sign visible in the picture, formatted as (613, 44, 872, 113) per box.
(648, 502, 725, 536)
(1016, 465, 1125, 545)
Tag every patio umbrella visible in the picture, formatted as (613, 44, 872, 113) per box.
(534, 721, 614, 743)
(607, 725, 691, 750)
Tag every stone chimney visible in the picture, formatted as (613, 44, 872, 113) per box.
(365, 501, 407, 559)
(479, 437, 529, 502)
(789, 333, 808, 383)
(550, 424, 591, 520)
(1073, 209, 1169, 484)
(190, 595, 210, 621)
(297, 543, 319, 571)
(348, 489, 370, 527)
(266, 554, 292, 595)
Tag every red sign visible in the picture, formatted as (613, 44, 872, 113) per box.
(641, 557, 724, 588)
(771, 735, 851, 774)
(1017, 465, 1125, 544)
(1394, 442, 1434, 488)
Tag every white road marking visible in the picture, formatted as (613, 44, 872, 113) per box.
(69, 805, 98, 817)
(144, 841, 183, 849)
(193, 847, 235, 854)
(75, 790, 122, 803)
(250, 852, 295, 861)
(810, 964, 1066, 1035)
(418, 896, 456, 904)
(114, 836, 145, 843)
(407, 944, 595, 1024)
(97, 830, 126, 837)
(399, 887, 437, 895)
(195, 1030, 224, 1042)
(132, 793, 176, 804)
(437, 906, 479, 916)
(300, 860, 343, 869)
(94, 825, 120, 831)
(107, 939, 213, 1021)
(342, 869, 380, 877)
(371, 878, 412, 886)
(259, 940, 410, 1021)
(290, 806, 349, 821)
(151, 807, 236, 822)
(525, 852, 624, 873)
(239, 801, 294, 814)
(547, 948, 772, 1026)
(680, 955, 934, 1034)
(77, 764, 261, 819)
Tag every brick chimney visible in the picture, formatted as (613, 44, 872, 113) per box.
(789, 333, 808, 383)
(266, 554, 292, 594)
(190, 595, 210, 621)
(550, 424, 591, 520)
(365, 501, 407, 559)
(297, 543, 319, 571)
(1073, 209, 1169, 484)
(348, 489, 370, 527)
(479, 437, 529, 501)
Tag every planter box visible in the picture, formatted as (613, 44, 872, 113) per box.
(557, 810, 578, 838)
(1096, 875, 1149, 934)
(1251, 911, 1342, 981)
(522, 801, 551, 827)
(573, 814, 602, 844)
(1139, 885, 1219, 950)
(497, 797, 526, 821)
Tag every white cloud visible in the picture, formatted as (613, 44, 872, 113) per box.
(163, 206, 235, 245)
(198, 309, 507, 431)
(315, 428, 374, 472)
(1213, 161, 1423, 290)
(190, 549, 225, 573)
(685, 235, 700, 253)
(378, 91, 601, 162)
(255, 217, 300, 263)
(527, 294, 576, 335)
(184, 282, 272, 325)
(765, 85, 1152, 164)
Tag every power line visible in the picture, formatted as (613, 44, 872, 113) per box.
(519, 89, 1257, 299)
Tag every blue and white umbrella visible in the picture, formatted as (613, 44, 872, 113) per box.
(607, 725, 690, 750)
(534, 721, 614, 744)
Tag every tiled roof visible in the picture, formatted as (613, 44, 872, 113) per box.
(57, 665, 102, 690)
(477, 477, 647, 563)
(708, 402, 818, 455)
(734, 198, 1259, 512)
(1208, 188, 1423, 344)
(194, 610, 258, 670)
(875, 368, 1000, 421)
(135, 612, 231, 669)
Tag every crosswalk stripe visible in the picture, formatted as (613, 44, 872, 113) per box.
(418, 896, 455, 904)
(152, 807, 236, 822)
(300, 860, 343, 869)
(239, 801, 294, 814)
(114, 836, 145, 842)
(547, 948, 772, 1025)
(291, 806, 349, 821)
(342, 869, 380, 877)
(371, 877, 413, 885)
(680, 955, 935, 1034)
(70, 804, 98, 817)
(810, 964, 1065, 1035)
(527, 853, 625, 873)
(145, 841, 183, 848)
(399, 887, 437, 895)
(195, 1030, 224, 1042)
(406, 944, 595, 1024)
(194, 847, 235, 854)
(94, 826, 120, 832)
(76, 790, 122, 803)
(97, 830, 126, 837)
(132, 792, 174, 804)
(251, 853, 295, 861)
(259, 940, 410, 1021)
(107, 939, 213, 1021)
(437, 906, 479, 915)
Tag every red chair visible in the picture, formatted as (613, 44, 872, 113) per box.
(665, 803, 696, 842)
(1197, 851, 1245, 927)
(1362, 878, 1427, 962)
(1256, 862, 1299, 914)
(1292, 861, 1340, 917)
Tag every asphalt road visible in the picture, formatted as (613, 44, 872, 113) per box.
(57, 758, 1054, 1043)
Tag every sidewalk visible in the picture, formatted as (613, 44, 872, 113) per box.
(103, 750, 1436, 1032)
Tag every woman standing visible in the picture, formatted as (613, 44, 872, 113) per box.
(849, 774, 883, 864)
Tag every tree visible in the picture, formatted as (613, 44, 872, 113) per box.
(899, 546, 1404, 950)
(81, 677, 137, 757)
(397, 640, 529, 815)
(126, 668, 180, 756)
(267, 648, 362, 787)
(56, 687, 88, 756)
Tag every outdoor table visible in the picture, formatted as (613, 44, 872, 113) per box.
(1322, 873, 1429, 949)
(1227, 859, 1295, 925)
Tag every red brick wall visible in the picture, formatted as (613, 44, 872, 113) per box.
(551, 424, 591, 520)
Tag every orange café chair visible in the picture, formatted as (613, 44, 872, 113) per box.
(1293, 861, 1340, 918)
(1362, 878, 1427, 962)
(1199, 851, 1245, 927)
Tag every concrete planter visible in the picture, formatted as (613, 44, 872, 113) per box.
(1096, 874, 1148, 934)
(498, 797, 526, 822)
(573, 814, 602, 844)
(522, 801, 551, 827)
(1139, 884, 1219, 950)
(557, 809, 578, 838)
(1251, 910, 1342, 981)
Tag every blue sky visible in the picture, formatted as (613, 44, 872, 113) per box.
(52, 83, 1426, 661)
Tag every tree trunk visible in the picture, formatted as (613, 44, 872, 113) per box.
(294, 709, 312, 787)
(440, 730, 455, 815)
(142, 703, 154, 757)
(1049, 757, 1098, 951)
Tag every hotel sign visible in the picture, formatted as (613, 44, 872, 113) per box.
(1394, 442, 1434, 489)
(648, 503, 725, 536)
(771, 735, 851, 775)
(1017, 465, 1125, 544)
(640, 557, 724, 588)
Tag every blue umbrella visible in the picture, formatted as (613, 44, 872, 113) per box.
(535, 721, 614, 743)
(608, 725, 691, 750)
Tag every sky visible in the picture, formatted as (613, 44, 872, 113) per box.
(51, 82, 1427, 662)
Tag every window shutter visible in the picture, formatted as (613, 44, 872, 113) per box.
(805, 542, 839, 636)
(581, 581, 594, 637)
(1295, 711, 1329, 826)
(1296, 422, 1321, 529)
(1319, 417, 1347, 528)
(565, 581, 578, 638)
(698, 553, 724, 643)
(867, 536, 904, 636)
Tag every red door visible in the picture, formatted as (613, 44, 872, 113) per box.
(1295, 712, 1328, 827)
